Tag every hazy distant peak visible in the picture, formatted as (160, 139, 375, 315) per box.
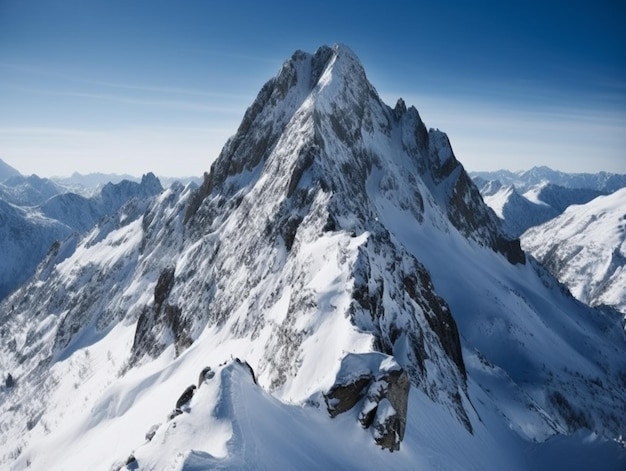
(0, 158, 21, 182)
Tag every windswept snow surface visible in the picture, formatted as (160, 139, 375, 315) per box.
(1, 45, 625, 470)
(522, 188, 626, 315)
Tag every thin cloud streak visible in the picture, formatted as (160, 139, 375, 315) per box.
(0, 127, 105, 137)
(4, 84, 246, 114)
(0, 62, 255, 101)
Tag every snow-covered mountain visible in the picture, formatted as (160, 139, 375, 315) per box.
(52, 171, 141, 190)
(0, 198, 72, 300)
(473, 176, 611, 237)
(526, 183, 608, 214)
(0, 174, 163, 300)
(40, 174, 163, 232)
(478, 181, 558, 237)
(522, 188, 626, 316)
(1, 45, 625, 470)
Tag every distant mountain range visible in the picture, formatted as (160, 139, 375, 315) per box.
(52, 171, 201, 192)
(0, 164, 164, 300)
(0, 173, 68, 206)
(0, 158, 201, 194)
(472, 166, 626, 317)
(471, 166, 626, 193)
(470, 168, 626, 238)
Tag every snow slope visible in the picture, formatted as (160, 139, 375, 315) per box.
(522, 187, 626, 315)
(1, 45, 625, 470)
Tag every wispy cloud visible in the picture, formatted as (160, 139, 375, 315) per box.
(84, 80, 251, 100)
(0, 62, 255, 106)
(0, 127, 105, 137)
(2, 83, 247, 114)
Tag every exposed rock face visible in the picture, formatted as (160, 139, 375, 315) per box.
(154, 266, 176, 307)
(326, 375, 372, 417)
(324, 353, 410, 451)
(175, 385, 197, 410)
(131, 266, 191, 363)
(198, 366, 215, 387)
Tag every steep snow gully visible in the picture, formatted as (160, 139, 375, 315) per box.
(1, 44, 625, 470)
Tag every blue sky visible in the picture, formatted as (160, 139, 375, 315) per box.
(1, 0, 624, 177)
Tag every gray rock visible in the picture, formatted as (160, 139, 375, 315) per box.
(324, 354, 410, 451)
(175, 385, 196, 410)
(198, 366, 215, 387)
(325, 374, 372, 418)
(369, 370, 409, 451)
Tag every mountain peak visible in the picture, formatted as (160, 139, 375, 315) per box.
(186, 45, 523, 264)
(272, 43, 372, 110)
(283, 43, 365, 85)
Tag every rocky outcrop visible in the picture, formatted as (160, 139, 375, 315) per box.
(175, 385, 197, 410)
(198, 366, 215, 387)
(365, 370, 409, 451)
(324, 353, 410, 451)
